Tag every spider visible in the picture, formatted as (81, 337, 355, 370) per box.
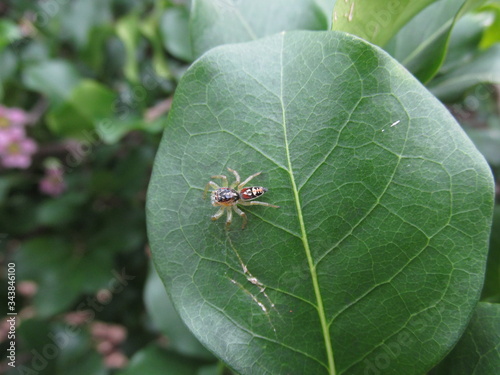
(203, 168, 279, 229)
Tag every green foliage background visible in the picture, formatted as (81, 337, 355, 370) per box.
(1, 0, 499, 374)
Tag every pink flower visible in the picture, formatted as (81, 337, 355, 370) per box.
(0, 126, 25, 147)
(0, 128, 37, 169)
(39, 165, 66, 196)
(0, 106, 30, 129)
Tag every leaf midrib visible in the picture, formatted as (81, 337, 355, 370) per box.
(279, 33, 336, 375)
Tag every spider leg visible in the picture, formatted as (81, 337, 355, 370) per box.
(203, 181, 220, 199)
(211, 207, 225, 221)
(238, 201, 280, 208)
(237, 171, 262, 191)
(211, 174, 228, 187)
(225, 206, 233, 229)
(227, 168, 240, 189)
(233, 205, 248, 229)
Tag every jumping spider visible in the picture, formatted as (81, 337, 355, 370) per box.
(203, 168, 279, 229)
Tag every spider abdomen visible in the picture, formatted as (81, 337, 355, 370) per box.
(240, 187, 268, 201)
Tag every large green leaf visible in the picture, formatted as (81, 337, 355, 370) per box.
(147, 31, 494, 375)
(430, 302, 500, 374)
(190, 0, 329, 58)
(331, 0, 435, 47)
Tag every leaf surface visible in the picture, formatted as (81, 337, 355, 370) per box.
(147, 31, 494, 375)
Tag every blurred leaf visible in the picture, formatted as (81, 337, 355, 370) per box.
(190, 0, 329, 58)
(430, 302, 500, 374)
(23, 60, 82, 104)
(82, 25, 114, 72)
(17, 319, 57, 375)
(16, 237, 115, 317)
(144, 262, 214, 359)
(54, 325, 107, 375)
(58, 348, 105, 375)
(147, 31, 494, 374)
(0, 190, 39, 234)
(0, 174, 22, 205)
(47, 80, 117, 138)
(111, 146, 155, 197)
(19, 40, 51, 64)
(36, 193, 87, 227)
(479, 2, 500, 48)
(160, 7, 193, 62)
(16, 237, 76, 317)
(87, 206, 146, 254)
(0, 19, 21, 53)
(428, 43, 500, 101)
(385, 0, 485, 83)
(315, 0, 336, 29)
(482, 206, 500, 302)
(0, 178, 11, 204)
(331, 0, 434, 47)
(116, 13, 141, 83)
(466, 127, 500, 166)
(60, 0, 112, 48)
(117, 344, 205, 375)
(196, 364, 222, 375)
(96, 118, 142, 144)
(97, 116, 164, 144)
(438, 12, 488, 74)
(17, 319, 53, 352)
(0, 49, 18, 84)
(140, 13, 172, 80)
(17, 320, 106, 375)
